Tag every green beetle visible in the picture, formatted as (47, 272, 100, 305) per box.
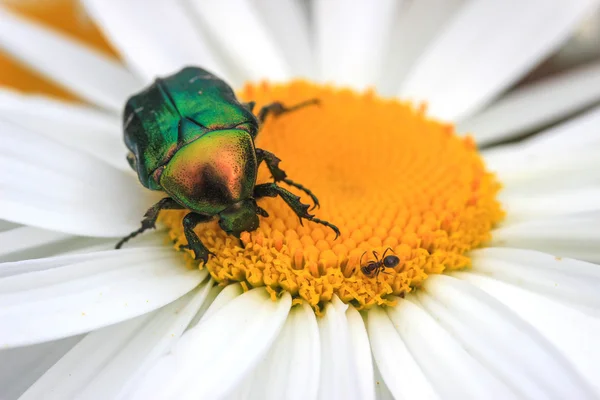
(117, 67, 339, 262)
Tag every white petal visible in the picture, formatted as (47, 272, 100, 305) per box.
(0, 120, 157, 237)
(252, 0, 313, 78)
(242, 302, 320, 400)
(386, 296, 514, 398)
(482, 105, 600, 216)
(129, 288, 291, 400)
(482, 105, 600, 195)
(469, 247, 600, 317)
(82, 0, 228, 83)
(0, 89, 119, 135)
(0, 336, 82, 400)
(0, 89, 126, 170)
(500, 188, 600, 222)
(314, 0, 398, 89)
(55, 229, 168, 257)
(196, 282, 244, 323)
(20, 281, 214, 400)
(422, 274, 596, 398)
(187, 0, 291, 85)
(1, 249, 123, 278)
(90, 281, 214, 400)
(1, 235, 114, 265)
(0, 229, 163, 265)
(0, 247, 206, 347)
(487, 103, 600, 158)
(0, 6, 142, 111)
(378, 0, 465, 96)
(399, 0, 598, 121)
(458, 61, 600, 145)
(0, 220, 19, 232)
(372, 360, 396, 400)
(492, 215, 600, 263)
(20, 315, 148, 400)
(493, 151, 600, 196)
(317, 296, 363, 400)
(346, 306, 375, 400)
(483, 104, 600, 176)
(454, 271, 600, 394)
(367, 306, 439, 400)
(0, 226, 72, 259)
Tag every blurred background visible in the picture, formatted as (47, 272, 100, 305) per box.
(0, 0, 599, 110)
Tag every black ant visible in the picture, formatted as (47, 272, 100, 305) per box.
(360, 248, 400, 278)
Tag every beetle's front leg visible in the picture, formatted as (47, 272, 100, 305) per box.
(256, 99, 319, 123)
(179, 212, 215, 263)
(116, 197, 183, 249)
(254, 183, 339, 238)
(256, 148, 320, 210)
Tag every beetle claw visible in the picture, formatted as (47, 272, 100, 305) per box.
(179, 243, 214, 264)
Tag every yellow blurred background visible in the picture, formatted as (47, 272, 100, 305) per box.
(0, 0, 116, 100)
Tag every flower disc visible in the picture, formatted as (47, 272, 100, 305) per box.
(161, 81, 504, 312)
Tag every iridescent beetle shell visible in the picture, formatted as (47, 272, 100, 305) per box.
(117, 66, 340, 262)
(123, 67, 259, 215)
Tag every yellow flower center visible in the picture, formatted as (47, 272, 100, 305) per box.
(160, 81, 504, 312)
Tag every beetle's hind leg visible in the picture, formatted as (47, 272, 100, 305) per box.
(254, 183, 340, 238)
(178, 212, 215, 263)
(116, 197, 184, 249)
(257, 98, 319, 123)
(256, 148, 320, 210)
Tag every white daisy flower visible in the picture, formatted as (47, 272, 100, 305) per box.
(1, 1, 600, 399)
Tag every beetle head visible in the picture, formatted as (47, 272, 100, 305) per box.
(218, 198, 260, 237)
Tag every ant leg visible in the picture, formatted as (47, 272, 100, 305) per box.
(254, 183, 339, 238)
(256, 148, 319, 210)
(179, 212, 214, 263)
(116, 197, 183, 249)
(360, 251, 368, 266)
(257, 98, 319, 123)
(372, 251, 380, 262)
(382, 248, 393, 258)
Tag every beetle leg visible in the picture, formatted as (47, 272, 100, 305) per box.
(244, 101, 256, 112)
(255, 205, 269, 218)
(179, 212, 215, 263)
(256, 98, 319, 123)
(256, 148, 320, 210)
(254, 183, 340, 238)
(116, 197, 183, 249)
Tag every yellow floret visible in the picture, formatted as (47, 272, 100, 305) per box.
(160, 81, 504, 313)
